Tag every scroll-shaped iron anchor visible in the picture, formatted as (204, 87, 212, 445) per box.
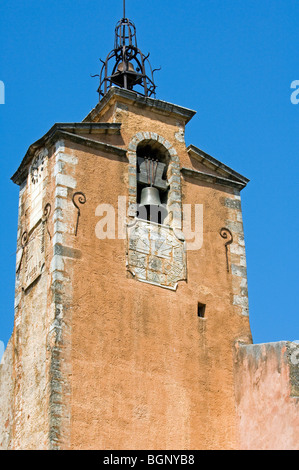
(16, 231, 29, 273)
(43, 203, 52, 240)
(220, 227, 233, 272)
(72, 192, 87, 236)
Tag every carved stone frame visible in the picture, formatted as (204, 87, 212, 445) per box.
(127, 131, 183, 232)
(126, 132, 187, 289)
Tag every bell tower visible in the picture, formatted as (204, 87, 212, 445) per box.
(0, 4, 255, 450)
(97, 0, 157, 99)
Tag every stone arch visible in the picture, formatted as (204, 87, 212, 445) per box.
(127, 132, 182, 230)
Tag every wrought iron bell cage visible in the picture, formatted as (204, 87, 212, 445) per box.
(97, 17, 157, 99)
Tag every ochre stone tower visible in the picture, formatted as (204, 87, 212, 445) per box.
(1, 11, 298, 451)
(0, 86, 253, 449)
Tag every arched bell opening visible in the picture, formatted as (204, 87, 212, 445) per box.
(136, 140, 170, 225)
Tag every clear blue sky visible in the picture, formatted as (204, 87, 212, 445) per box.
(0, 0, 298, 353)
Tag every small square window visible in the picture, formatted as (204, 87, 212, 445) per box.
(197, 303, 206, 318)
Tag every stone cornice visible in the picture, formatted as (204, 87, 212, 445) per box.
(83, 87, 196, 124)
(11, 123, 125, 186)
(181, 167, 248, 190)
(186, 144, 249, 189)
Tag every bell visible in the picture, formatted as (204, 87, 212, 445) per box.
(117, 61, 135, 73)
(111, 60, 142, 88)
(140, 186, 161, 206)
(138, 187, 168, 224)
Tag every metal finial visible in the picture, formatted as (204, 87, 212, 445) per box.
(97, 3, 157, 99)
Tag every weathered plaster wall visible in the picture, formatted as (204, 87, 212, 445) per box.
(0, 140, 72, 450)
(65, 100, 252, 450)
(0, 339, 14, 449)
(0, 145, 57, 449)
(234, 341, 299, 450)
(0, 92, 255, 450)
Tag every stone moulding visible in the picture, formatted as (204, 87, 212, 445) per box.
(181, 167, 247, 190)
(127, 131, 183, 231)
(11, 123, 125, 186)
(83, 86, 197, 124)
(186, 144, 249, 188)
(126, 218, 187, 290)
(126, 131, 187, 290)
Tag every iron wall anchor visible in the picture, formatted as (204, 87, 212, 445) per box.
(72, 192, 87, 236)
(219, 227, 233, 272)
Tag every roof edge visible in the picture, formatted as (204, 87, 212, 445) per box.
(83, 87, 197, 124)
(181, 167, 247, 190)
(11, 122, 124, 185)
(187, 144, 249, 186)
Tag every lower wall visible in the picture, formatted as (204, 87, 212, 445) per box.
(0, 338, 14, 449)
(234, 341, 299, 450)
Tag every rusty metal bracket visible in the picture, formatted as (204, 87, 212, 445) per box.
(137, 157, 168, 191)
(220, 227, 233, 272)
(16, 231, 28, 273)
(72, 192, 87, 236)
(43, 203, 52, 240)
